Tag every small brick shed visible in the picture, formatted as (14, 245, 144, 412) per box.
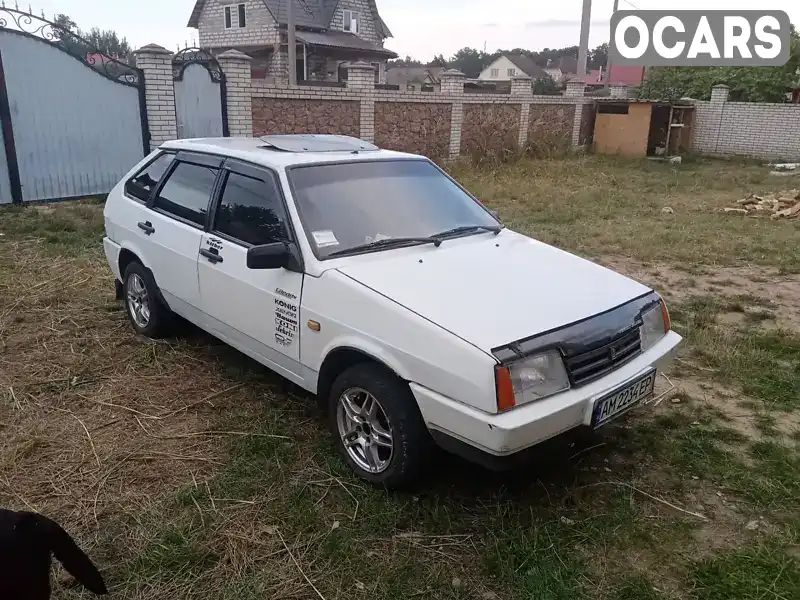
(593, 99, 695, 157)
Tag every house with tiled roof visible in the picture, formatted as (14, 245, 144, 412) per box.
(187, 1, 397, 83)
(477, 53, 549, 83)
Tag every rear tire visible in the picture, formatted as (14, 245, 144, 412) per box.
(328, 363, 432, 488)
(123, 262, 171, 338)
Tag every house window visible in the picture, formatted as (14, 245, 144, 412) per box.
(490, 68, 499, 77)
(371, 62, 380, 84)
(343, 10, 359, 34)
(507, 68, 516, 76)
(224, 3, 246, 29)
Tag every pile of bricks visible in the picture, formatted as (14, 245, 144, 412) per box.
(724, 190, 800, 219)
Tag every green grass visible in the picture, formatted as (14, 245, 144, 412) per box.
(691, 545, 800, 600)
(671, 295, 800, 410)
(450, 155, 800, 272)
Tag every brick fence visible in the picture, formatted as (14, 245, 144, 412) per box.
(248, 64, 593, 161)
(132, 46, 593, 160)
(692, 84, 800, 161)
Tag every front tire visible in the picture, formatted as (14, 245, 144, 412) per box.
(328, 363, 432, 488)
(123, 262, 170, 338)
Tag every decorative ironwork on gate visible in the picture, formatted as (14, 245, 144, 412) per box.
(0, 5, 150, 204)
(173, 47, 224, 83)
(0, 5, 142, 86)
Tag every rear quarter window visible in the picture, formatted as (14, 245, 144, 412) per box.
(125, 153, 175, 202)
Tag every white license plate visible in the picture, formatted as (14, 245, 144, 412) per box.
(592, 369, 656, 428)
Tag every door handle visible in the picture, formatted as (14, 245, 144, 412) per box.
(199, 248, 223, 264)
(137, 221, 155, 235)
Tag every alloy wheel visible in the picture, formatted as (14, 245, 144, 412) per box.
(336, 387, 394, 473)
(126, 273, 151, 329)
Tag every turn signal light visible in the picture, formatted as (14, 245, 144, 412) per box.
(661, 299, 671, 333)
(495, 365, 516, 412)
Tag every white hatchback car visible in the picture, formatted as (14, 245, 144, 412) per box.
(103, 134, 682, 486)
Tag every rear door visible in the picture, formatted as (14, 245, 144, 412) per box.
(198, 159, 304, 378)
(146, 152, 222, 321)
(108, 151, 175, 277)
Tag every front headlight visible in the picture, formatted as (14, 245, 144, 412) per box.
(640, 297, 670, 352)
(495, 350, 570, 411)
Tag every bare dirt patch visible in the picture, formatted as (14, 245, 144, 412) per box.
(600, 258, 800, 333)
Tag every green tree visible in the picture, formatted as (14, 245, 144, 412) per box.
(428, 54, 448, 68)
(639, 27, 800, 102)
(588, 43, 608, 71)
(449, 47, 489, 78)
(52, 12, 131, 59)
(387, 55, 424, 68)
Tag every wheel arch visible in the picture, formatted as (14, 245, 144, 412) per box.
(316, 345, 408, 403)
(117, 244, 170, 311)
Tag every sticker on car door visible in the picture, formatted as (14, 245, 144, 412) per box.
(274, 296, 298, 347)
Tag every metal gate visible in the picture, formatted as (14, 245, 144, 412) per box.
(173, 48, 228, 140)
(0, 8, 148, 204)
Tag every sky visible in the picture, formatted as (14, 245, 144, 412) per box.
(16, 0, 800, 61)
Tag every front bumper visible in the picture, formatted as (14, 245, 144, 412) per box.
(411, 330, 682, 457)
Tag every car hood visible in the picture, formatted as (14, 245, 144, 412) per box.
(335, 230, 651, 353)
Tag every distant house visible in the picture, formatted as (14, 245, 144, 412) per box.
(187, 0, 397, 84)
(605, 64, 647, 86)
(570, 68, 604, 86)
(543, 56, 578, 83)
(385, 66, 444, 91)
(478, 53, 549, 82)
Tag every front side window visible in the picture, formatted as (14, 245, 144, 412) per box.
(289, 160, 499, 259)
(213, 171, 287, 246)
(125, 153, 174, 202)
(343, 10, 359, 33)
(154, 162, 219, 227)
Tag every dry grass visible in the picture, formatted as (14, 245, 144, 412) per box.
(0, 155, 798, 600)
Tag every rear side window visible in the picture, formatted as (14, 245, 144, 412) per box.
(213, 171, 287, 246)
(125, 153, 174, 202)
(154, 162, 219, 227)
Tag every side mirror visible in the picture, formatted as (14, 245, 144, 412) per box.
(247, 242, 290, 270)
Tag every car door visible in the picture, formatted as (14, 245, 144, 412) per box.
(145, 152, 223, 322)
(197, 159, 305, 378)
(110, 151, 176, 276)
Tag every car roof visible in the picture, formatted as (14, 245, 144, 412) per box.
(160, 135, 423, 169)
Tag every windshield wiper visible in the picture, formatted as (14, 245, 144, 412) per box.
(432, 224, 503, 239)
(328, 236, 442, 258)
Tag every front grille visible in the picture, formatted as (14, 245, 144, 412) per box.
(563, 326, 642, 386)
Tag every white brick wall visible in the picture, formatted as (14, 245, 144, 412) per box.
(198, 0, 280, 48)
(692, 87, 800, 160)
(218, 51, 254, 137)
(134, 45, 178, 149)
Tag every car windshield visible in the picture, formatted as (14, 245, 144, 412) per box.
(288, 160, 500, 259)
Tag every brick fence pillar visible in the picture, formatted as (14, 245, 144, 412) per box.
(706, 84, 730, 153)
(346, 62, 375, 142)
(711, 84, 730, 104)
(511, 75, 533, 148)
(133, 44, 177, 150)
(439, 69, 466, 159)
(346, 61, 376, 90)
(218, 49, 253, 137)
(565, 79, 587, 148)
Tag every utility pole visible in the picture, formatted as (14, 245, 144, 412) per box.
(288, 0, 297, 85)
(605, 0, 619, 87)
(577, 0, 592, 76)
